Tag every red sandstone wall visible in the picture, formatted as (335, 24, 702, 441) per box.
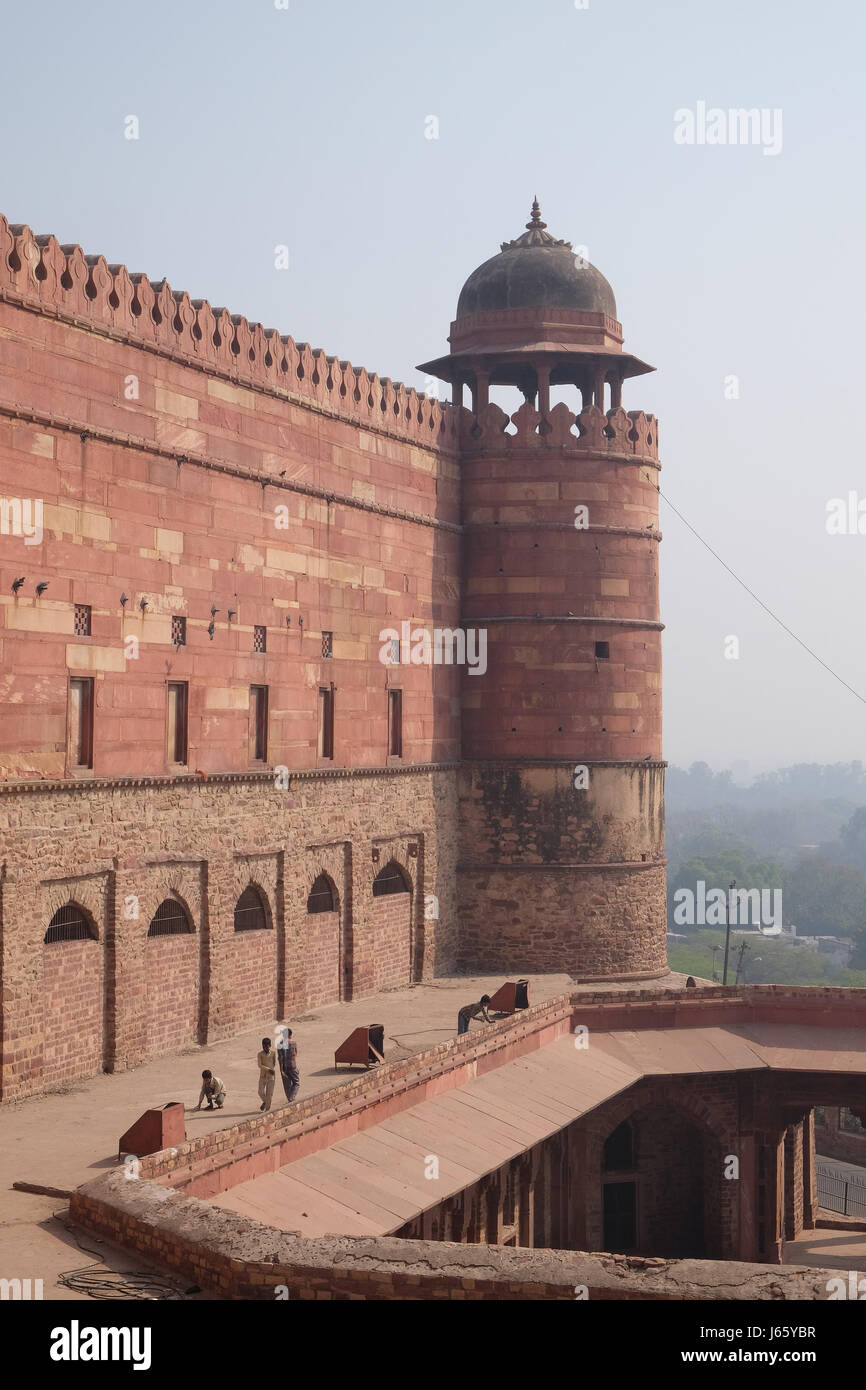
(0, 216, 461, 781)
(371, 893, 413, 992)
(145, 934, 199, 1057)
(42, 937, 104, 1083)
(223, 927, 278, 1034)
(304, 910, 341, 1008)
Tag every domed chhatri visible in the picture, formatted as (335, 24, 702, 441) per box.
(417, 197, 653, 404)
(456, 199, 617, 321)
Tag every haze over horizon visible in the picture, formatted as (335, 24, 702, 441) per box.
(3, 0, 863, 771)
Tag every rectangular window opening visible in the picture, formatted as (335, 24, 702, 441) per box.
(595, 641, 610, 660)
(250, 685, 268, 762)
(167, 681, 188, 765)
(254, 625, 267, 654)
(69, 677, 94, 768)
(318, 686, 334, 760)
(171, 615, 186, 647)
(388, 688, 403, 758)
(322, 630, 333, 659)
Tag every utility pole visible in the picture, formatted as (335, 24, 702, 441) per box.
(722, 879, 736, 985)
(734, 938, 749, 985)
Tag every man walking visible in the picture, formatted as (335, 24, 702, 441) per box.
(457, 994, 493, 1036)
(277, 1027, 300, 1104)
(257, 1036, 276, 1111)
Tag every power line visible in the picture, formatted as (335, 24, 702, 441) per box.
(655, 483, 866, 709)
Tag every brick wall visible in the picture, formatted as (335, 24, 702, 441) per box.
(371, 892, 412, 992)
(69, 1169, 835, 1301)
(459, 861, 667, 978)
(42, 936, 104, 1082)
(144, 932, 199, 1057)
(302, 910, 341, 1008)
(0, 767, 458, 1099)
(223, 925, 278, 1033)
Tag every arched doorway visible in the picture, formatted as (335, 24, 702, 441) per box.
(305, 873, 344, 1006)
(232, 884, 276, 1024)
(145, 896, 198, 1057)
(600, 1106, 709, 1258)
(371, 861, 412, 992)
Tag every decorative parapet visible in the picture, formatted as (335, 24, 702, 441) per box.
(0, 215, 458, 453)
(460, 400, 659, 460)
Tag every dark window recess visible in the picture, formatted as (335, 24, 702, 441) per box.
(372, 862, 410, 897)
(254, 625, 267, 653)
(74, 604, 91, 637)
(595, 641, 610, 660)
(322, 630, 333, 659)
(250, 685, 268, 761)
(307, 873, 337, 914)
(318, 686, 334, 759)
(167, 682, 188, 764)
(171, 615, 186, 646)
(388, 688, 403, 757)
(44, 903, 94, 944)
(69, 677, 94, 768)
(603, 1181, 637, 1251)
(603, 1122, 634, 1172)
(147, 898, 193, 936)
(234, 885, 270, 931)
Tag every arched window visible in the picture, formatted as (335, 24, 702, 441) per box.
(147, 897, 193, 937)
(372, 862, 410, 897)
(307, 873, 337, 914)
(234, 885, 270, 931)
(603, 1121, 635, 1172)
(44, 903, 95, 944)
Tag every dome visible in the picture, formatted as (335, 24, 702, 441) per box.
(455, 200, 616, 321)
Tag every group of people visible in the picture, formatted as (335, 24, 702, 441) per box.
(193, 1027, 299, 1114)
(192, 996, 497, 1115)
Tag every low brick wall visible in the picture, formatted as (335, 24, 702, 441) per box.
(135, 984, 866, 1200)
(138, 992, 576, 1195)
(70, 1170, 834, 1301)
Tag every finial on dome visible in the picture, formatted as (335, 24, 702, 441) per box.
(500, 199, 571, 253)
(528, 197, 547, 231)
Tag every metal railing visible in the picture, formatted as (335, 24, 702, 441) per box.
(818, 1171, 866, 1219)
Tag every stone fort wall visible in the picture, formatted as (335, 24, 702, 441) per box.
(0, 213, 461, 1099)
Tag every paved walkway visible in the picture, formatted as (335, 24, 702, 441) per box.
(0, 971, 572, 1300)
(784, 1226, 866, 1274)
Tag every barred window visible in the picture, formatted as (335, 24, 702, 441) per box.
(372, 862, 410, 897)
(44, 903, 95, 944)
(74, 604, 91, 637)
(234, 885, 270, 931)
(171, 615, 186, 647)
(254, 625, 267, 653)
(307, 873, 337, 914)
(322, 630, 333, 659)
(147, 897, 193, 937)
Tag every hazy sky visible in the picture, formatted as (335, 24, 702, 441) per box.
(2, 0, 864, 774)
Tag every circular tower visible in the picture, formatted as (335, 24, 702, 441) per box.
(419, 201, 667, 981)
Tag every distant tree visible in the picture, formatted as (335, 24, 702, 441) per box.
(838, 808, 866, 871)
(783, 855, 866, 945)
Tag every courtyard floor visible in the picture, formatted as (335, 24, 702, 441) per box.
(1, 971, 573, 1300)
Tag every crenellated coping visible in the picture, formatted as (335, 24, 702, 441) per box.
(0, 216, 458, 452)
(460, 400, 659, 460)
